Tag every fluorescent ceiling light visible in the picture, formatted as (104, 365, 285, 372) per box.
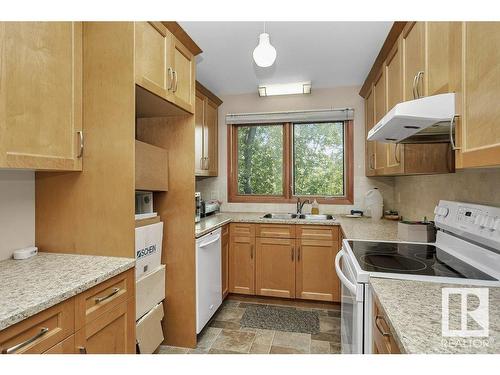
(258, 82, 312, 97)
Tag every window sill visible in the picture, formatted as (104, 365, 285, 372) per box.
(228, 195, 354, 205)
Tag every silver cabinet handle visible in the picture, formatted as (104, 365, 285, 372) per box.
(375, 315, 391, 337)
(412, 73, 419, 99)
(205, 156, 209, 170)
(291, 246, 294, 261)
(449, 115, 461, 151)
(167, 67, 174, 91)
(298, 246, 301, 261)
(2, 327, 49, 354)
(77, 130, 84, 158)
(172, 70, 178, 93)
(250, 244, 254, 259)
(395, 143, 400, 164)
(95, 287, 120, 304)
(78, 346, 87, 354)
(415, 71, 424, 99)
(369, 154, 375, 170)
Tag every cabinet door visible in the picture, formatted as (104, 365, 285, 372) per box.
(295, 238, 339, 302)
(170, 36, 195, 114)
(255, 237, 295, 299)
(0, 22, 83, 171)
(384, 39, 404, 175)
(195, 92, 206, 175)
(229, 224, 255, 295)
(458, 22, 500, 168)
(402, 22, 425, 101)
(75, 298, 135, 354)
(373, 68, 387, 172)
(135, 22, 171, 99)
(425, 22, 462, 96)
(365, 88, 376, 177)
(221, 225, 229, 299)
(205, 98, 219, 176)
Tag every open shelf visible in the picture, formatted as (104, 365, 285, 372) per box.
(135, 140, 169, 191)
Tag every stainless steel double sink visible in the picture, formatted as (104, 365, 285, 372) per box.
(262, 213, 335, 220)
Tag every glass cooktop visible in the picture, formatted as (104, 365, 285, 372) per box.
(347, 240, 497, 281)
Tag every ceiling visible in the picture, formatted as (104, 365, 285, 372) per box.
(179, 22, 393, 96)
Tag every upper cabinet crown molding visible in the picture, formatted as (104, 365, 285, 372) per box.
(162, 21, 202, 56)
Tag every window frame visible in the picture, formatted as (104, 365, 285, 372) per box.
(227, 120, 354, 205)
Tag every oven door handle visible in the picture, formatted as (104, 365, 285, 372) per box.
(335, 250, 362, 301)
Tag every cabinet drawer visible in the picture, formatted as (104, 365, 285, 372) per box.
(372, 298, 401, 354)
(75, 269, 134, 329)
(0, 299, 74, 354)
(43, 334, 76, 354)
(296, 225, 339, 241)
(256, 224, 295, 239)
(230, 223, 255, 238)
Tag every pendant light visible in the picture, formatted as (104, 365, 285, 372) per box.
(253, 22, 277, 68)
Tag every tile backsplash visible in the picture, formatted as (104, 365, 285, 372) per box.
(394, 168, 500, 220)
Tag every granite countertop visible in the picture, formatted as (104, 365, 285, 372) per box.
(0, 252, 135, 331)
(370, 277, 500, 354)
(195, 212, 398, 241)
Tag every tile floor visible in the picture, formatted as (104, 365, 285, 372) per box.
(158, 298, 341, 354)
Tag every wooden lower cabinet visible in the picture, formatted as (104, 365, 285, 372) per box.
(255, 237, 295, 299)
(0, 269, 135, 355)
(229, 223, 341, 302)
(229, 223, 255, 295)
(295, 238, 339, 302)
(372, 296, 401, 354)
(75, 298, 135, 354)
(221, 224, 229, 299)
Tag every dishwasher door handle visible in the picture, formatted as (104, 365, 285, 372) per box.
(198, 234, 221, 248)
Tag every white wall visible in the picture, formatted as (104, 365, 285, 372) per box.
(196, 86, 395, 214)
(0, 170, 35, 260)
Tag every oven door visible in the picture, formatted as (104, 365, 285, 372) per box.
(335, 249, 365, 354)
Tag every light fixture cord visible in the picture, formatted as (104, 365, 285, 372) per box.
(264, 22, 266, 34)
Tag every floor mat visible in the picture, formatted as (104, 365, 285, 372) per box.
(240, 304, 320, 334)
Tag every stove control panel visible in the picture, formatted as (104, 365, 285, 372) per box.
(434, 200, 500, 250)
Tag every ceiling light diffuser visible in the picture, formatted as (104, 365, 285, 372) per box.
(253, 33, 277, 68)
(258, 82, 312, 97)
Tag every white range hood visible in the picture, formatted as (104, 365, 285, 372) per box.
(367, 93, 456, 143)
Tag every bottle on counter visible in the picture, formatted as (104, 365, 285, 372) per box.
(311, 199, 319, 215)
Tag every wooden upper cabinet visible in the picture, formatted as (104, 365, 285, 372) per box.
(135, 22, 171, 98)
(195, 82, 221, 177)
(255, 237, 295, 299)
(373, 69, 387, 172)
(425, 22, 462, 96)
(170, 37, 195, 113)
(0, 22, 83, 171)
(458, 22, 500, 168)
(365, 88, 376, 176)
(195, 92, 205, 175)
(384, 38, 404, 175)
(402, 22, 425, 101)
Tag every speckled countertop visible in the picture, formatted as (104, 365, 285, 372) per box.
(195, 212, 398, 241)
(370, 277, 500, 353)
(0, 252, 135, 331)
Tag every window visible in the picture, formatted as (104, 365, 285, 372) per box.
(228, 121, 353, 204)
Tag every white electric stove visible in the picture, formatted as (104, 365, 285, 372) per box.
(336, 200, 500, 354)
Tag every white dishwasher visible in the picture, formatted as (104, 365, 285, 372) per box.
(196, 228, 222, 333)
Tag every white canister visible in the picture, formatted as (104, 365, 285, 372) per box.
(365, 188, 383, 220)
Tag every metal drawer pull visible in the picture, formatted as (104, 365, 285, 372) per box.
(77, 130, 84, 158)
(2, 327, 49, 354)
(298, 246, 301, 261)
(449, 115, 461, 151)
(291, 247, 294, 261)
(167, 67, 174, 90)
(95, 287, 120, 303)
(375, 315, 391, 337)
(173, 70, 178, 93)
(78, 346, 87, 354)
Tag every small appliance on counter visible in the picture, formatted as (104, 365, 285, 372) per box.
(201, 200, 220, 218)
(195, 192, 201, 223)
(398, 220, 436, 243)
